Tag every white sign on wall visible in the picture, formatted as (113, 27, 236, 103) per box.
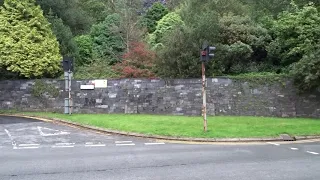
(94, 79, 108, 88)
(80, 84, 95, 90)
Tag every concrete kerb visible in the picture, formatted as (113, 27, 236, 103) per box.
(1, 114, 320, 143)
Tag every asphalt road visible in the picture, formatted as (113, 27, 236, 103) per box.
(0, 115, 319, 180)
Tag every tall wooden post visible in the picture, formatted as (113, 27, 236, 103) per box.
(202, 62, 207, 132)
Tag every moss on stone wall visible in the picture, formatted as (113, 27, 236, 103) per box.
(225, 73, 289, 88)
(31, 79, 59, 98)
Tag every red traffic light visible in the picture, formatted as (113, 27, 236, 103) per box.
(201, 51, 206, 56)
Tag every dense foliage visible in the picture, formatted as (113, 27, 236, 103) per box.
(143, 2, 169, 33)
(46, 10, 78, 58)
(90, 13, 125, 65)
(0, 0, 319, 91)
(0, 0, 61, 78)
(113, 42, 156, 78)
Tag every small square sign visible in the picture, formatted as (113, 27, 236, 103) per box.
(94, 80, 108, 88)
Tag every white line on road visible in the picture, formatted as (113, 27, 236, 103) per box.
(4, 129, 17, 148)
(52, 145, 74, 148)
(55, 143, 75, 146)
(85, 142, 94, 145)
(116, 143, 135, 146)
(85, 144, 106, 147)
(14, 146, 39, 150)
(144, 142, 165, 145)
(290, 147, 299, 150)
(37, 126, 70, 137)
(115, 141, 132, 144)
(266, 142, 280, 146)
(18, 144, 40, 147)
(306, 151, 319, 155)
(4, 129, 13, 139)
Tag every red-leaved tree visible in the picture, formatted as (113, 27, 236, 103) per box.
(113, 42, 156, 78)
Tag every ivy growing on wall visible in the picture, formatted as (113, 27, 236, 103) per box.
(31, 80, 59, 98)
(225, 72, 289, 87)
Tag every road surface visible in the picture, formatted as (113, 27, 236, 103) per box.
(0, 115, 319, 180)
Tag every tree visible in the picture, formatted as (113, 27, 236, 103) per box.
(73, 59, 119, 79)
(214, 13, 271, 74)
(143, 0, 166, 9)
(74, 35, 93, 65)
(155, 27, 201, 78)
(291, 48, 320, 92)
(78, 0, 114, 22)
(240, 0, 291, 18)
(46, 10, 78, 58)
(0, 0, 61, 78)
(115, 0, 145, 53)
(154, 1, 271, 78)
(268, 3, 320, 91)
(113, 42, 156, 78)
(148, 11, 184, 48)
(240, 0, 320, 18)
(36, 0, 94, 35)
(180, 0, 248, 23)
(90, 13, 125, 65)
(143, 2, 169, 33)
(166, 0, 183, 10)
(268, 3, 320, 67)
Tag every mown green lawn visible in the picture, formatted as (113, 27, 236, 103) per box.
(4, 111, 320, 138)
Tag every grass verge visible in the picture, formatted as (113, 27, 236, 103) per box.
(1, 111, 320, 138)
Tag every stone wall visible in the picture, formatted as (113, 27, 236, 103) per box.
(0, 78, 319, 118)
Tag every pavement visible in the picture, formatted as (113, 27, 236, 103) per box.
(0, 115, 319, 180)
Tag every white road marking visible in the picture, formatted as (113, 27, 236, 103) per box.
(290, 147, 299, 150)
(37, 126, 70, 136)
(115, 141, 132, 144)
(116, 143, 135, 146)
(55, 143, 75, 146)
(52, 145, 74, 148)
(4, 129, 13, 140)
(4, 129, 17, 148)
(144, 142, 165, 145)
(18, 144, 40, 147)
(14, 146, 39, 150)
(85, 144, 106, 147)
(85, 142, 94, 145)
(306, 151, 319, 155)
(266, 142, 280, 146)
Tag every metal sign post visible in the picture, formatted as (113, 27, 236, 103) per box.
(62, 57, 73, 115)
(68, 69, 72, 115)
(64, 71, 69, 114)
(200, 41, 216, 132)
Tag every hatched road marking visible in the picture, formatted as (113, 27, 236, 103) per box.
(37, 126, 70, 137)
(4, 129, 17, 149)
